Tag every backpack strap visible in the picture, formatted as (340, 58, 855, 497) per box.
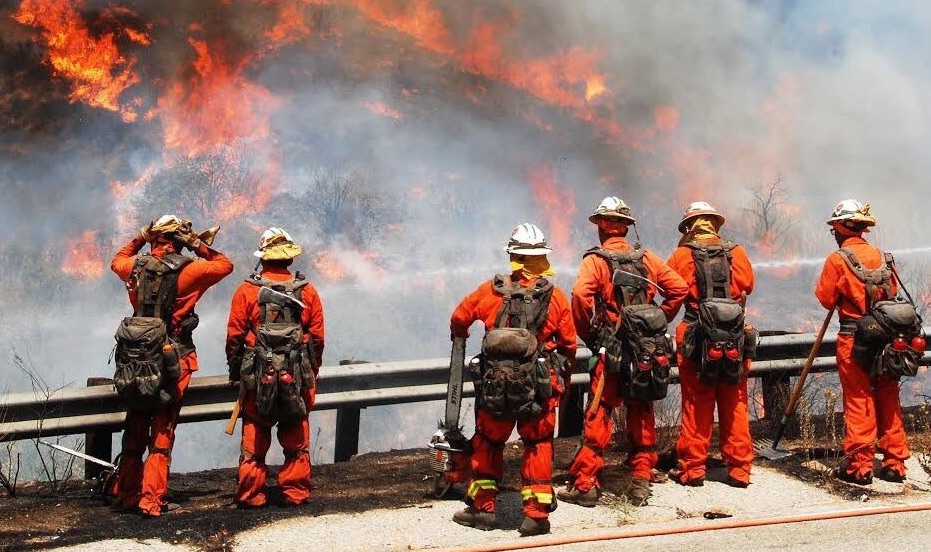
(132, 252, 192, 330)
(491, 275, 554, 335)
(835, 247, 894, 309)
(583, 246, 648, 308)
(246, 273, 308, 325)
(685, 242, 736, 301)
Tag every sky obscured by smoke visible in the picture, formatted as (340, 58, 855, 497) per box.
(1, 0, 930, 471)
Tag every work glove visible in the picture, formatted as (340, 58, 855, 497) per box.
(173, 226, 203, 251)
(228, 356, 242, 383)
(139, 221, 155, 243)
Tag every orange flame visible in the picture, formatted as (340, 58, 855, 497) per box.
(14, 0, 149, 122)
(362, 100, 403, 120)
(525, 165, 575, 259)
(156, 37, 278, 158)
(312, 250, 349, 282)
(61, 230, 104, 279)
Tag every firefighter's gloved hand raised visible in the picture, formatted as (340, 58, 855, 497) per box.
(139, 221, 156, 243)
(174, 226, 204, 251)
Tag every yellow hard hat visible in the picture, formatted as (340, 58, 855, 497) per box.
(254, 227, 302, 260)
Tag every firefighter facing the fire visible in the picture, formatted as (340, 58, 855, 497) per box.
(815, 200, 911, 484)
(110, 215, 233, 517)
(450, 223, 577, 537)
(560, 197, 687, 507)
(666, 201, 756, 488)
(226, 228, 325, 508)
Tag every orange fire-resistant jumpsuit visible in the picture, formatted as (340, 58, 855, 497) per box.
(451, 272, 577, 522)
(667, 237, 755, 485)
(225, 265, 325, 507)
(568, 236, 687, 490)
(815, 235, 909, 480)
(110, 235, 233, 516)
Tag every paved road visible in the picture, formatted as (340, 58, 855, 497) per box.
(51, 457, 931, 551)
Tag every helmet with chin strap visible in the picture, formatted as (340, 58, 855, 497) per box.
(504, 223, 553, 255)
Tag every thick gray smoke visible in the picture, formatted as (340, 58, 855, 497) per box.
(1, 0, 930, 474)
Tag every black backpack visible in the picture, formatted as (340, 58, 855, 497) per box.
(837, 248, 925, 379)
(239, 274, 317, 423)
(113, 253, 191, 409)
(476, 275, 555, 420)
(680, 243, 754, 385)
(585, 247, 673, 401)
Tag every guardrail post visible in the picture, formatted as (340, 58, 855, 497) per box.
(333, 360, 365, 463)
(334, 408, 361, 463)
(84, 377, 113, 480)
(761, 371, 790, 423)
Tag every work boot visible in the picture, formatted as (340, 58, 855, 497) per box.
(628, 478, 651, 506)
(725, 476, 750, 488)
(517, 516, 550, 537)
(161, 502, 181, 514)
(668, 468, 704, 487)
(831, 467, 872, 486)
(452, 507, 496, 531)
(556, 484, 598, 507)
(877, 466, 906, 483)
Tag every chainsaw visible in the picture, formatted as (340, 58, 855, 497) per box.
(427, 336, 471, 498)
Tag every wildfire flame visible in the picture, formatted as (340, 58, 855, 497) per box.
(13, 0, 149, 122)
(61, 230, 104, 280)
(525, 165, 575, 259)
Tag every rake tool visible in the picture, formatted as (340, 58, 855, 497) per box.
(754, 306, 836, 460)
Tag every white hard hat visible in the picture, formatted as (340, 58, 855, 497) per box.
(254, 227, 302, 260)
(504, 223, 553, 255)
(150, 214, 187, 236)
(827, 199, 876, 227)
(678, 201, 726, 234)
(588, 196, 636, 224)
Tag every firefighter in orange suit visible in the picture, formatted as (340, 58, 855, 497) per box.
(450, 223, 577, 537)
(560, 197, 687, 506)
(226, 228, 325, 507)
(110, 215, 233, 516)
(815, 199, 909, 484)
(666, 202, 755, 487)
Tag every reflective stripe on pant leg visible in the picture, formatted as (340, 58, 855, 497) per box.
(518, 396, 556, 517)
(836, 335, 877, 477)
(466, 479, 498, 513)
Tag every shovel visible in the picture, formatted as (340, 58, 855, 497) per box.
(754, 306, 835, 461)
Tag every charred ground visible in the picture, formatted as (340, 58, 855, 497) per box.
(3, 413, 930, 552)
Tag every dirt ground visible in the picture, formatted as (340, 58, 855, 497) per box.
(1, 420, 928, 552)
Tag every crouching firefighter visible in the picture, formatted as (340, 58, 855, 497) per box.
(560, 197, 687, 507)
(226, 228, 325, 508)
(109, 215, 232, 516)
(450, 223, 577, 537)
(816, 199, 922, 485)
(667, 201, 757, 488)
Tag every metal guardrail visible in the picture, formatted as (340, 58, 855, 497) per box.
(1, 328, 928, 473)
